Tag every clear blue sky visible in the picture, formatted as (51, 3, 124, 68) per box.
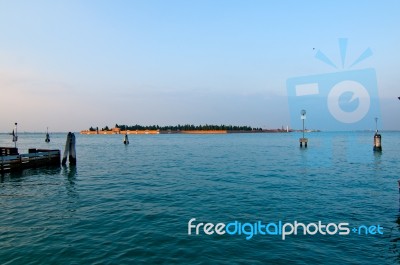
(0, 0, 399, 132)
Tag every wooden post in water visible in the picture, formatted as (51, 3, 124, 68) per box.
(62, 133, 71, 165)
(62, 132, 77, 165)
(123, 132, 129, 145)
(45, 127, 50, 143)
(69, 133, 76, 165)
(12, 123, 18, 148)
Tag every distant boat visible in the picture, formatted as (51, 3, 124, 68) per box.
(45, 127, 50, 143)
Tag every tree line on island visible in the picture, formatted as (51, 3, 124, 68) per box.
(89, 124, 265, 132)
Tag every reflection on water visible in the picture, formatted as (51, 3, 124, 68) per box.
(62, 165, 78, 197)
(62, 165, 79, 215)
(0, 166, 61, 183)
(63, 165, 77, 181)
(373, 151, 383, 171)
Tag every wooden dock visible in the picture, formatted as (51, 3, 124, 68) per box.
(0, 147, 60, 173)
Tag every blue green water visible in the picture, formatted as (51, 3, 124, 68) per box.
(1, 132, 400, 264)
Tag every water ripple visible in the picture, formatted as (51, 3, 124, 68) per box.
(0, 132, 399, 264)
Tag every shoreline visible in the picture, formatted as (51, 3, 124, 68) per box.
(80, 129, 293, 135)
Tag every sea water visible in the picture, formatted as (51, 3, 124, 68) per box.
(0, 132, 400, 264)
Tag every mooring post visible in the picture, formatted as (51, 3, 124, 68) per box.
(123, 133, 129, 145)
(69, 133, 76, 165)
(12, 122, 18, 148)
(299, 110, 308, 148)
(45, 127, 50, 143)
(373, 133, 382, 152)
(373, 117, 382, 152)
(62, 132, 72, 165)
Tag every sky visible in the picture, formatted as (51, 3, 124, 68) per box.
(0, 0, 399, 132)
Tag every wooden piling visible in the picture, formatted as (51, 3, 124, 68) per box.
(69, 133, 76, 165)
(62, 133, 71, 165)
(45, 127, 50, 143)
(123, 133, 129, 145)
(62, 132, 76, 165)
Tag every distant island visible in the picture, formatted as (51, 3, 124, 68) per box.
(80, 124, 295, 135)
